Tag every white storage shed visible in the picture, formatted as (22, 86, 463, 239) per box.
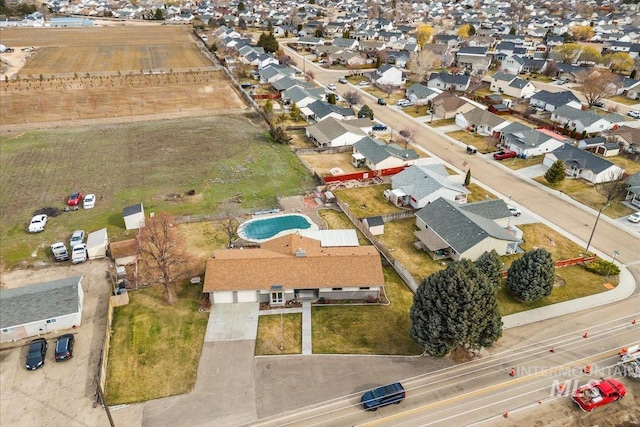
(86, 228, 109, 259)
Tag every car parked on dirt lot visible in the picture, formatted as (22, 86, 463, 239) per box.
(54, 334, 75, 362)
(508, 205, 522, 216)
(28, 214, 48, 233)
(493, 150, 518, 160)
(361, 382, 405, 411)
(338, 77, 348, 84)
(572, 378, 626, 411)
(26, 338, 47, 370)
(372, 123, 388, 131)
(628, 212, 640, 223)
(51, 242, 69, 261)
(83, 193, 96, 209)
(69, 230, 85, 248)
(67, 192, 83, 206)
(71, 243, 87, 264)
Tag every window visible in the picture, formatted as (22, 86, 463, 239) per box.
(359, 287, 370, 290)
(46, 319, 57, 324)
(2, 328, 10, 333)
(332, 287, 343, 291)
(271, 291, 284, 304)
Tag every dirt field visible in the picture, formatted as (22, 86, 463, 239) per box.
(0, 26, 211, 75)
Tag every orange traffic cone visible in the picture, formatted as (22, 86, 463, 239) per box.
(583, 331, 589, 338)
(503, 410, 509, 418)
(620, 348, 628, 356)
(557, 383, 566, 394)
(509, 368, 516, 377)
(584, 365, 592, 374)
(633, 319, 637, 325)
(550, 345, 555, 353)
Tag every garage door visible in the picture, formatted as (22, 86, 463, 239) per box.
(213, 291, 234, 303)
(236, 290, 257, 302)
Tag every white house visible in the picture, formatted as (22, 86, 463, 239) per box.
(551, 105, 615, 134)
(387, 164, 469, 208)
(501, 54, 526, 74)
(543, 144, 626, 184)
(0, 276, 84, 343)
(352, 136, 420, 171)
(371, 64, 405, 87)
(305, 117, 370, 148)
(490, 72, 536, 98)
(123, 203, 145, 230)
(502, 128, 567, 158)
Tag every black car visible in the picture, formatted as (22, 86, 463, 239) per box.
(54, 334, 75, 361)
(26, 338, 47, 370)
(377, 98, 387, 105)
(372, 123, 388, 131)
(361, 382, 405, 410)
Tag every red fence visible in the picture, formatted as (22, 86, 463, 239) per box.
(253, 93, 281, 100)
(500, 256, 597, 278)
(323, 166, 407, 183)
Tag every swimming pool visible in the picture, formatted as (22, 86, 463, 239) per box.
(238, 214, 318, 242)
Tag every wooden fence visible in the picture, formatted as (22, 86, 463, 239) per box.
(96, 299, 115, 394)
(323, 166, 408, 183)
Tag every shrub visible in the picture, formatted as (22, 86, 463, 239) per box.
(506, 248, 555, 302)
(585, 259, 620, 276)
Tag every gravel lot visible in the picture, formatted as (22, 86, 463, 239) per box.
(0, 260, 113, 426)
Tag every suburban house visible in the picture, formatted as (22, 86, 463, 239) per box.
(203, 232, 385, 305)
(501, 54, 526, 74)
(609, 125, 640, 154)
(543, 144, 626, 184)
(455, 107, 510, 136)
(305, 117, 371, 148)
(386, 163, 469, 208)
(616, 77, 640, 100)
(427, 72, 470, 92)
(578, 137, 620, 157)
(501, 128, 567, 157)
(301, 99, 356, 123)
(0, 276, 84, 343)
(455, 46, 491, 73)
(490, 72, 536, 98)
(332, 37, 359, 50)
(551, 105, 617, 134)
(370, 64, 405, 88)
(405, 83, 440, 105)
(529, 90, 582, 112)
(281, 86, 325, 108)
(123, 203, 145, 230)
(413, 198, 520, 261)
(430, 91, 474, 119)
(625, 172, 640, 208)
(352, 137, 420, 171)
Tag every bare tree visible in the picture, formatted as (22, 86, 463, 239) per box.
(595, 170, 628, 205)
(577, 70, 621, 107)
(278, 49, 295, 67)
(542, 61, 558, 78)
(379, 84, 395, 98)
(138, 213, 192, 305)
(304, 70, 315, 82)
(398, 126, 418, 149)
(222, 213, 239, 247)
(408, 50, 441, 84)
(343, 90, 362, 106)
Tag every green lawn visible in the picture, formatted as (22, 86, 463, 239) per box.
(429, 118, 456, 127)
(446, 130, 489, 147)
(312, 268, 423, 355)
(0, 115, 316, 268)
(609, 95, 639, 106)
(105, 281, 209, 404)
(255, 313, 302, 355)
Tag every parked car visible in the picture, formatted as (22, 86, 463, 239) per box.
(593, 101, 605, 108)
(338, 77, 348, 84)
(377, 98, 387, 105)
(26, 338, 47, 370)
(466, 145, 478, 154)
(557, 79, 567, 85)
(372, 123, 388, 131)
(69, 230, 85, 248)
(50, 242, 69, 262)
(83, 193, 96, 209)
(396, 99, 414, 107)
(507, 205, 522, 216)
(28, 214, 48, 233)
(71, 243, 87, 264)
(327, 83, 336, 91)
(493, 150, 518, 160)
(628, 212, 640, 223)
(358, 80, 369, 86)
(54, 334, 75, 361)
(361, 382, 406, 411)
(572, 378, 626, 411)
(628, 111, 640, 119)
(67, 192, 83, 206)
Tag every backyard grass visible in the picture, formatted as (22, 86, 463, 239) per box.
(0, 116, 317, 268)
(317, 208, 370, 245)
(332, 184, 404, 218)
(446, 130, 488, 147)
(499, 156, 544, 170)
(533, 177, 635, 218)
(105, 280, 209, 404)
(255, 313, 302, 355)
(311, 267, 423, 355)
(429, 118, 456, 127)
(403, 105, 430, 117)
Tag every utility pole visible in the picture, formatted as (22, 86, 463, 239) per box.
(585, 203, 609, 255)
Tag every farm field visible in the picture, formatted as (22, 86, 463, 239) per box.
(0, 26, 211, 75)
(0, 115, 317, 268)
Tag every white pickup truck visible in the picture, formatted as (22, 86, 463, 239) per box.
(51, 242, 69, 262)
(619, 344, 640, 379)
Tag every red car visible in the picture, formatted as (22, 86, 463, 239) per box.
(67, 192, 83, 206)
(493, 150, 518, 160)
(571, 378, 626, 412)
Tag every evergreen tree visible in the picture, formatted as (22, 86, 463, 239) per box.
(464, 169, 471, 186)
(409, 260, 503, 357)
(290, 102, 301, 121)
(475, 250, 503, 290)
(269, 126, 291, 144)
(153, 8, 164, 20)
(237, 1, 245, 12)
(544, 160, 566, 185)
(327, 93, 337, 104)
(469, 24, 476, 36)
(358, 104, 374, 119)
(263, 98, 273, 115)
(506, 248, 555, 302)
(376, 56, 382, 68)
(257, 32, 279, 53)
(631, 69, 637, 79)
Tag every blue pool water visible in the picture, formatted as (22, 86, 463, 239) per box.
(239, 214, 315, 242)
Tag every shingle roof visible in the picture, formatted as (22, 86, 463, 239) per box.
(123, 203, 143, 217)
(0, 276, 82, 329)
(550, 143, 617, 174)
(531, 90, 581, 107)
(305, 116, 368, 144)
(353, 137, 419, 164)
(428, 72, 470, 85)
(391, 164, 469, 200)
(460, 107, 507, 128)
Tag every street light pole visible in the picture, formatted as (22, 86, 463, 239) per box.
(585, 203, 610, 255)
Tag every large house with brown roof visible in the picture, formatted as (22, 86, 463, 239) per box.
(203, 233, 385, 306)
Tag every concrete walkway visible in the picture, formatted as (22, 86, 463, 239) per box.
(258, 301, 313, 355)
